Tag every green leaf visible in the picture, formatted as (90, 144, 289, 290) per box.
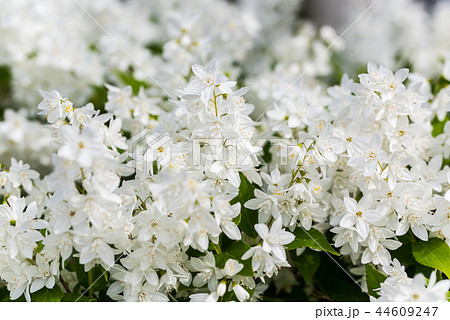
(430, 76, 450, 96)
(390, 235, 416, 266)
(230, 173, 258, 238)
(215, 240, 254, 277)
(227, 240, 251, 260)
(185, 247, 204, 258)
(0, 65, 11, 87)
(261, 141, 272, 164)
(314, 254, 368, 302)
(0, 65, 12, 111)
(115, 70, 150, 95)
(75, 261, 89, 288)
(32, 286, 63, 302)
(415, 263, 435, 279)
(61, 293, 93, 302)
(222, 289, 238, 302)
(214, 253, 234, 269)
(145, 42, 164, 56)
(0, 286, 10, 302)
(291, 249, 320, 284)
(365, 264, 387, 297)
(412, 238, 450, 278)
(87, 85, 108, 112)
(285, 228, 339, 256)
(432, 115, 449, 137)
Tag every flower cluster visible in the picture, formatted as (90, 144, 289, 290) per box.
(0, 57, 448, 302)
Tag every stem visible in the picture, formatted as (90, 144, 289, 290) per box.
(136, 195, 147, 210)
(213, 91, 218, 117)
(213, 243, 222, 254)
(288, 165, 302, 188)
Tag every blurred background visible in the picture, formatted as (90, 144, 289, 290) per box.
(305, 0, 441, 31)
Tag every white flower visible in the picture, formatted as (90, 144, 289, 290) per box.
(9, 158, 39, 192)
(224, 259, 243, 277)
(37, 89, 73, 123)
(377, 272, 450, 302)
(29, 254, 59, 293)
(190, 252, 223, 292)
(382, 259, 408, 286)
(245, 189, 279, 224)
(2, 266, 32, 301)
(339, 194, 383, 239)
(183, 209, 222, 252)
(212, 194, 241, 240)
(0, 197, 46, 259)
(79, 238, 115, 268)
(58, 125, 112, 168)
(331, 226, 361, 253)
(70, 103, 99, 128)
(361, 238, 401, 266)
(254, 218, 295, 261)
(103, 118, 128, 151)
(348, 134, 387, 176)
(0, 171, 12, 193)
(188, 59, 236, 103)
(189, 292, 219, 302)
(105, 84, 134, 119)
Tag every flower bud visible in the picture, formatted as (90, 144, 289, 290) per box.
(233, 284, 249, 302)
(217, 281, 226, 297)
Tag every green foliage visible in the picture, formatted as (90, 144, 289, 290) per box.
(412, 238, 450, 278)
(0, 286, 26, 302)
(324, 51, 345, 86)
(87, 85, 108, 112)
(32, 286, 63, 302)
(0, 65, 13, 112)
(185, 247, 204, 258)
(226, 240, 251, 260)
(365, 264, 387, 297)
(0, 65, 11, 89)
(291, 249, 320, 284)
(314, 254, 369, 302)
(261, 142, 272, 165)
(115, 70, 150, 95)
(431, 115, 449, 137)
(430, 76, 450, 96)
(285, 227, 339, 256)
(61, 293, 93, 302)
(390, 235, 416, 266)
(146, 42, 164, 56)
(0, 286, 10, 302)
(230, 173, 259, 238)
(415, 264, 436, 279)
(64, 257, 109, 300)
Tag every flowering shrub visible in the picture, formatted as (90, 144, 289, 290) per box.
(0, 0, 450, 302)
